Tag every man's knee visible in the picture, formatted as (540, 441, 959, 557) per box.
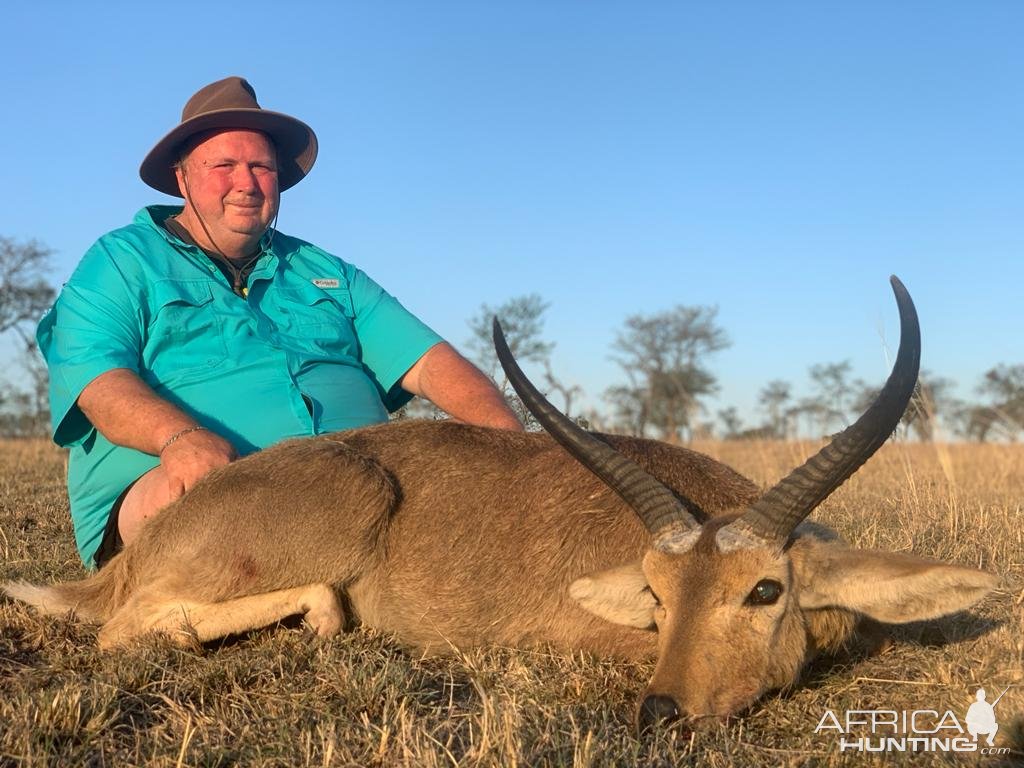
(118, 466, 176, 545)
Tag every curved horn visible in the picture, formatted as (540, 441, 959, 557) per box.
(726, 276, 921, 546)
(493, 318, 699, 536)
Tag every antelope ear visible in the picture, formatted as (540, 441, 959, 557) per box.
(569, 563, 657, 629)
(791, 540, 999, 623)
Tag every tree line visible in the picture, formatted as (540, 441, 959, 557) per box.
(1, 238, 1021, 442)
(446, 294, 1023, 444)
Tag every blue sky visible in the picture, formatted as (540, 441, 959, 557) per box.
(2, 2, 1021, 430)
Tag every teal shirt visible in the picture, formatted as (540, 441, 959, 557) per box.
(37, 206, 443, 566)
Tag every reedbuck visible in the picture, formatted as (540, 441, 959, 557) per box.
(5, 277, 997, 731)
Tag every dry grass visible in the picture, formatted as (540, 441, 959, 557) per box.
(1, 437, 1021, 767)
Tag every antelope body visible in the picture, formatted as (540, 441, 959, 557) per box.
(4, 278, 998, 729)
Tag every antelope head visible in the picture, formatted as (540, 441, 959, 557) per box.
(494, 277, 997, 732)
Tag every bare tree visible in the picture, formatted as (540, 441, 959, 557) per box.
(0, 237, 54, 344)
(717, 406, 743, 439)
(0, 343, 50, 437)
(853, 370, 956, 442)
(467, 294, 554, 384)
(0, 237, 55, 437)
(806, 360, 854, 434)
(788, 397, 831, 438)
(604, 383, 648, 436)
(465, 294, 581, 425)
(606, 306, 729, 442)
(903, 372, 956, 441)
(975, 364, 1024, 441)
(542, 361, 582, 416)
(757, 379, 793, 439)
(952, 404, 1001, 442)
(396, 296, 576, 428)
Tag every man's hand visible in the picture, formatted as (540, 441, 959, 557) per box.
(77, 368, 243, 542)
(79, 369, 241, 476)
(159, 428, 238, 501)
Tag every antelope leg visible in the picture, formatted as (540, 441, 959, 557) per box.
(98, 583, 343, 648)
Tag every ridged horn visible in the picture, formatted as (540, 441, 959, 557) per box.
(726, 275, 921, 545)
(493, 318, 699, 535)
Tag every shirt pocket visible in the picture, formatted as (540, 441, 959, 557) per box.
(270, 282, 357, 357)
(144, 280, 230, 384)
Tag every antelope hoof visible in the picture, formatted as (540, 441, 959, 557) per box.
(301, 585, 344, 637)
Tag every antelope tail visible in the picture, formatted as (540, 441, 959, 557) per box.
(3, 552, 133, 623)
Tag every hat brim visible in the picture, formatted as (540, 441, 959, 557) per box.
(140, 108, 318, 197)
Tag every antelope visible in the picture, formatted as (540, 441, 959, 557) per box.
(4, 277, 997, 731)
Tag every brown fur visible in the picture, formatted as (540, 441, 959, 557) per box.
(3, 420, 996, 723)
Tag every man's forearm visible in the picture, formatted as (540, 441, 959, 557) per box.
(77, 367, 237, 506)
(401, 343, 523, 431)
(76, 368, 202, 455)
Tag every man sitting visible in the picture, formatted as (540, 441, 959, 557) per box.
(37, 76, 521, 569)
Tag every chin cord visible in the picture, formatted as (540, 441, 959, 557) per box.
(180, 171, 280, 296)
(182, 171, 232, 262)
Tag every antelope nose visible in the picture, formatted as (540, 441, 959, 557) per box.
(638, 694, 681, 732)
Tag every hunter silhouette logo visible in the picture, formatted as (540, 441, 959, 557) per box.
(965, 687, 1010, 747)
(815, 684, 1016, 755)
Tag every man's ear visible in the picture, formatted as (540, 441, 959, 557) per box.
(791, 539, 999, 623)
(569, 562, 657, 629)
(175, 165, 188, 198)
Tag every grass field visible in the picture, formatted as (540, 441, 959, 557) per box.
(1, 436, 1021, 767)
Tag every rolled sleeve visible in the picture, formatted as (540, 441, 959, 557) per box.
(37, 244, 142, 446)
(347, 267, 443, 412)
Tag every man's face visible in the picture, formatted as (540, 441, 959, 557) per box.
(175, 129, 279, 247)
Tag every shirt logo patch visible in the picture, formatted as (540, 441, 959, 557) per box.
(312, 278, 340, 289)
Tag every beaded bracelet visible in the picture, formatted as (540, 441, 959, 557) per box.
(159, 426, 208, 455)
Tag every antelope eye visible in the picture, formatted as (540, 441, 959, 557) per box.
(746, 579, 784, 606)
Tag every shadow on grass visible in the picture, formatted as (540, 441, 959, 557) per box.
(884, 610, 1003, 648)
(792, 611, 1003, 693)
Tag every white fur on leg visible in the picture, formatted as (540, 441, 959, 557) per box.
(98, 583, 345, 648)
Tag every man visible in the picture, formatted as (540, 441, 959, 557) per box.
(38, 77, 522, 569)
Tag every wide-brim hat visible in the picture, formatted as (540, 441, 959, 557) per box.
(140, 76, 318, 197)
